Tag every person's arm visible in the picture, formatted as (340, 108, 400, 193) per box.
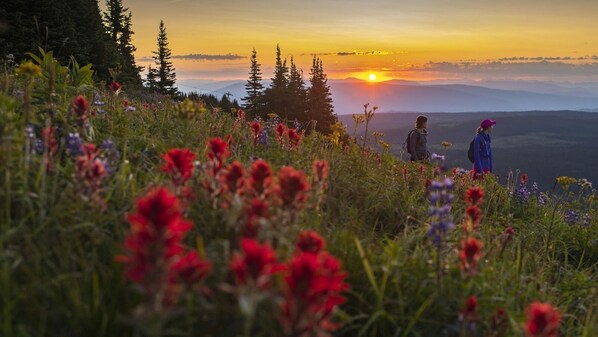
(409, 131, 419, 160)
(473, 135, 483, 173)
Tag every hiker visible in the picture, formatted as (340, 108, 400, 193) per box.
(408, 115, 430, 162)
(473, 119, 496, 178)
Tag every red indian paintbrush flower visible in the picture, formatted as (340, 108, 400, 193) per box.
(161, 148, 196, 185)
(75, 143, 107, 210)
(117, 187, 211, 308)
(108, 81, 122, 94)
(459, 237, 483, 276)
(524, 302, 561, 337)
(230, 238, 283, 289)
(206, 137, 230, 175)
(275, 123, 286, 144)
(463, 296, 478, 321)
(521, 174, 528, 186)
(170, 250, 212, 285)
(312, 160, 329, 183)
(220, 161, 246, 195)
(71, 95, 89, 128)
(277, 166, 310, 209)
(280, 249, 349, 337)
(250, 121, 262, 145)
(465, 186, 484, 206)
(287, 128, 302, 150)
(248, 159, 273, 197)
(296, 231, 325, 254)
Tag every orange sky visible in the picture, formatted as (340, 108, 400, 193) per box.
(114, 0, 598, 83)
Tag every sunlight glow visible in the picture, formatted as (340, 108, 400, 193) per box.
(368, 73, 377, 81)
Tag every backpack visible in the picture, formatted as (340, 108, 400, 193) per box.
(403, 129, 417, 154)
(467, 139, 475, 163)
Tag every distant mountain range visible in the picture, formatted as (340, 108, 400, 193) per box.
(176, 78, 598, 114)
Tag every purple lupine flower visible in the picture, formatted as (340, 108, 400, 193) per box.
(427, 177, 455, 247)
(431, 153, 445, 161)
(514, 184, 531, 204)
(34, 139, 44, 154)
(292, 119, 302, 132)
(564, 209, 579, 225)
(25, 124, 35, 139)
(93, 92, 105, 106)
(66, 133, 84, 157)
(581, 213, 591, 227)
(259, 129, 268, 146)
(100, 138, 120, 175)
(531, 182, 539, 195)
(538, 193, 547, 206)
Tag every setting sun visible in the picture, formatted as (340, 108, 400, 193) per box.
(368, 73, 377, 81)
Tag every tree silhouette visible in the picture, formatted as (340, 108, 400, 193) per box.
(242, 48, 265, 118)
(307, 56, 336, 134)
(263, 44, 289, 117)
(286, 56, 308, 123)
(147, 20, 177, 96)
(104, 0, 142, 86)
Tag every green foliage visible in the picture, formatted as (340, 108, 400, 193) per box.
(0, 60, 597, 337)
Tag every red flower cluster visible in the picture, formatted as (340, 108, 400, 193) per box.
(287, 128, 303, 151)
(275, 123, 286, 145)
(279, 233, 349, 337)
(161, 148, 196, 185)
(465, 186, 484, 206)
(524, 302, 561, 337)
(221, 161, 247, 196)
(521, 173, 528, 186)
(108, 81, 122, 94)
(248, 159, 273, 198)
(464, 186, 485, 234)
(41, 126, 58, 172)
(230, 238, 284, 289)
(463, 296, 478, 321)
(242, 198, 270, 237)
(277, 166, 310, 209)
(206, 137, 230, 175)
(75, 144, 107, 210)
(118, 188, 212, 308)
(296, 230, 325, 253)
(250, 121, 262, 145)
(71, 95, 89, 129)
(459, 237, 483, 277)
(489, 308, 508, 337)
(312, 160, 329, 184)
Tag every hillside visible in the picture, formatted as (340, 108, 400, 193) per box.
(339, 111, 598, 190)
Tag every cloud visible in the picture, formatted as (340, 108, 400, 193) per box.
(137, 53, 245, 62)
(302, 50, 407, 57)
(406, 60, 598, 78)
(497, 55, 598, 62)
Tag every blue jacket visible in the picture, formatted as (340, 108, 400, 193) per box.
(473, 132, 492, 173)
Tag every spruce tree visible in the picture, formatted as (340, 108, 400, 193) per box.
(307, 56, 336, 134)
(263, 44, 289, 117)
(286, 56, 308, 123)
(242, 48, 265, 118)
(148, 20, 177, 96)
(103, 0, 142, 86)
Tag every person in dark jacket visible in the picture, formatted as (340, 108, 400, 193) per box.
(409, 115, 430, 162)
(473, 119, 496, 178)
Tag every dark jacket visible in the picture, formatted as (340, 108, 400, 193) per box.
(473, 132, 492, 173)
(409, 128, 429, 161)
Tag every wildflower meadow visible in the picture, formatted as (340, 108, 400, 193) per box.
(1, 52, 597, 337)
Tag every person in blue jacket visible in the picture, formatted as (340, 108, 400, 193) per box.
(473, 119, 496, 178)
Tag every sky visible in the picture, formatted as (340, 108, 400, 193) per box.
(117, 0, 598, 85)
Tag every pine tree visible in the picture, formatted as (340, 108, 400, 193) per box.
(263, 44, 289, 117)
(242, 48, 265, 118)
(286, 56, 308, 122)
(307, 56, 336, 134)
(146, 65, 158, 91)
(103, 0, 142, 86)
(148, 20, 177, 96)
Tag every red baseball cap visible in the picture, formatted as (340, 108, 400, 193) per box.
(480, 119, 496, 129)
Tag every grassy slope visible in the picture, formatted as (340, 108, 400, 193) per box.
(0, 65, 597, 337)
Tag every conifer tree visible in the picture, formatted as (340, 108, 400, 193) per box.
(286, 56, 308, 122)
(263, 44, 289, 117)
(307, 56, 336, 134)
(242, 48, 265, 117)
(103, 0, 142, 86)
(148, 20, 177, 96)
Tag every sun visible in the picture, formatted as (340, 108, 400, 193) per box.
(368, 73, 377, 81)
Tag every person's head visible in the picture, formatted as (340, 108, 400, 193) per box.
(477, 119, 496, 134)
(416, 115, 428, 129)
